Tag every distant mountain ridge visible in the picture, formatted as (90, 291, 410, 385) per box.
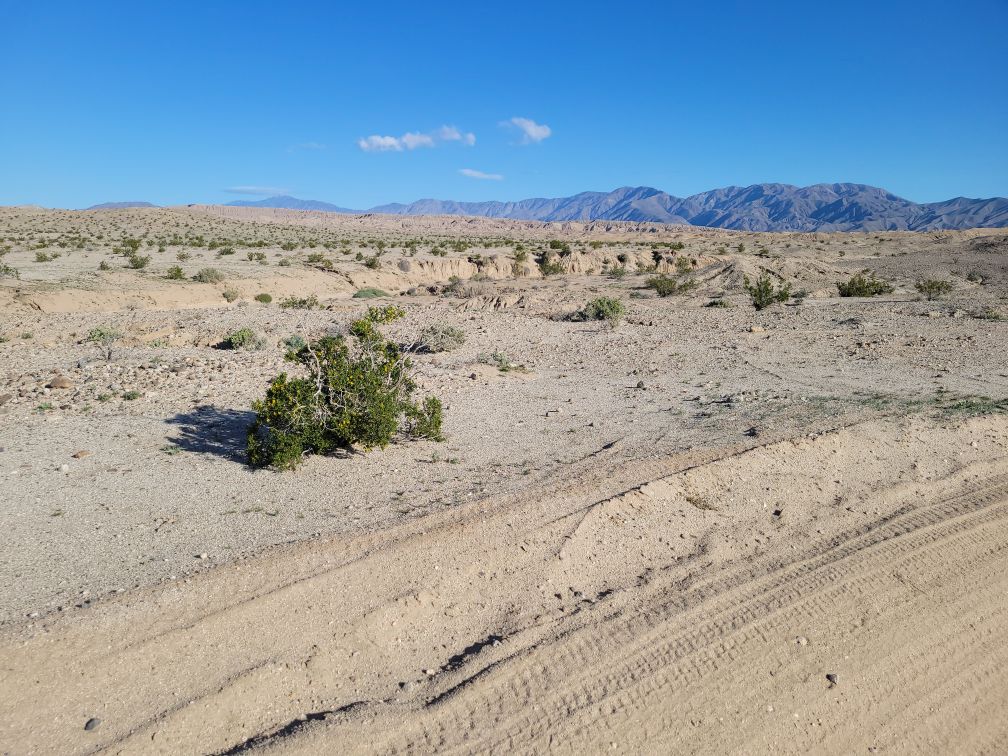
(225, 195, 355, 213)
(228, 183, 1008, 231)
(86, 201, 157, 210)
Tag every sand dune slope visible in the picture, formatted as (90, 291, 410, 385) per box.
(0, 416, 1006, 754)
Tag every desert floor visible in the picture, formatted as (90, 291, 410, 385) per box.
(0, 206, 1006, 754)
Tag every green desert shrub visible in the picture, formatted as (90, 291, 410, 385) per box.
(222, 327, 265, 350)
(86, 326, 123, 344)
(915, 279, 953, 300)
(35, 251, 59, 262)
(837, 272, 893, 297)
(578, 296, 625, 327)
(222, 287, 241, 303)
(165, 265, 185, 280)
(99, 260, 112, 271)
(282, 334, 307, 353)
(353, 287, 389, 299)
(0, 263, 19, 279)
(648, 274, 698, 297)
(254, 292, 273, 304)
(194, 267, 224, 284)
(127, 253, 151, 269)
(279, 294, 321, 309)
(743, 273, 791, 310)
(247, 306, 444, 470)
(419, 324, 466, 353)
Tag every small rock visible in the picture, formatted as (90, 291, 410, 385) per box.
(47, 376, 74, 390)
(469, 373, 477, 380)
(635, 380, 646, 389)
(196, 553, 208, 560)
(796, 636, 809, 646)
(0, 393, 12, 406)
(399, 681, 415, 692)
(749, 325, 766, 333)
(84, 718, 101, 731)
(72, 450, 93, 459)
(825, 673, 838, 687)
(59, 464, 69, 473)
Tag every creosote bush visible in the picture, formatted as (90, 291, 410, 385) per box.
(247, 306, 444, 470)
(743, 273, 791, 310)
(578, 296, 625, 327)
(254, 292, 273, 304)
(837, 272, 893, 297)
(648, 274, 698, 297)
(165, 265, 185, 280)
(915, 279, 953, 300)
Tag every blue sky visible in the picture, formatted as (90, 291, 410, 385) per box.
(2, 0, 1006, 208)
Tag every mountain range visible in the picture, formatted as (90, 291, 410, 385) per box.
(92, 184, 1008, 231)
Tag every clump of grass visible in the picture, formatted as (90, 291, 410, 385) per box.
(254, 292, 272, 304)
(743, 273, 791, 310)
(578, 296, 625, 327)
(165, 265, 185, 280)
(705, 298, 730, 308)
(247, 306, 444, 470)
(279, 294, 321, 309)
(122, 390, 141, 401)
(35, 251, 59, 262)
(478, 351, 513, 372)
(916, 279, 953, 300)
(0, 263, 19, 279)
(222, 287, 241, 303)
(127, 253, 151, 269)
(99, 260, 111, 271)
(222, 327, 265, 350)
(419, 324, 466, 353)
(837, 272, 893, 297)
(353, 287, 389, 299)
(194, 267, 224, 284)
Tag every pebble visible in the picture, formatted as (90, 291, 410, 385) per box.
(825, 672, 838, 687)
(72, 450, 93, 459)
(796, 636, 809, 646)
(196, 553, 208, 560)
(84, 718, 101, 731)
(59, 464, 69, 473)
(749, 325, 766, 333)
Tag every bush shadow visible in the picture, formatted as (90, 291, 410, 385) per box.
(165, 405, 256, 462)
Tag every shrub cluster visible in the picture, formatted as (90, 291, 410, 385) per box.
(837, 272, 893, 297)
(222, 327, 265, 350)
(916, 279, 953, 300)
(248, 306, 444, 469)
(648, 274, 698, 297)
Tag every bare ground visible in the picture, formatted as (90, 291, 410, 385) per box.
(0, 207, 1006, 753)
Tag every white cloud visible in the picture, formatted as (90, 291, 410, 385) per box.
(358, 125, 476, 152)
(439, 125, 477, 145)
(459, 168, 503, 181)
(401, 131, 435, 150)
(506, 116, 552, 144)
(358, 135, 405, 152)
(224, 185, 289, 195)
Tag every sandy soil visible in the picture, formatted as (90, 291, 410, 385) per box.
(0, 206, 1006, 753)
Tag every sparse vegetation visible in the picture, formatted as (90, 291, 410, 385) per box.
(578, 296, 625, 327)
(419, 324, 466, 353)
(353, 287, 389, 299)
(165, 265, 185, 280)
(837, 272, 893, 297)
(279, 294, 322, 309)
(194, 267, 225, 284)
(743, 273, 791, 310)
(916, 279, 953, 300)
(222, 327, 265, 350)
(477, 351, 513, 372)
(247, 306, 444, 470)
(254, 292, 272, 304)
(222, 287, 241, 303)
(648, 274, 698, 297)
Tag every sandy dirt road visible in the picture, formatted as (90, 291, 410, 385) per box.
(1, 415, 1005, 754)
